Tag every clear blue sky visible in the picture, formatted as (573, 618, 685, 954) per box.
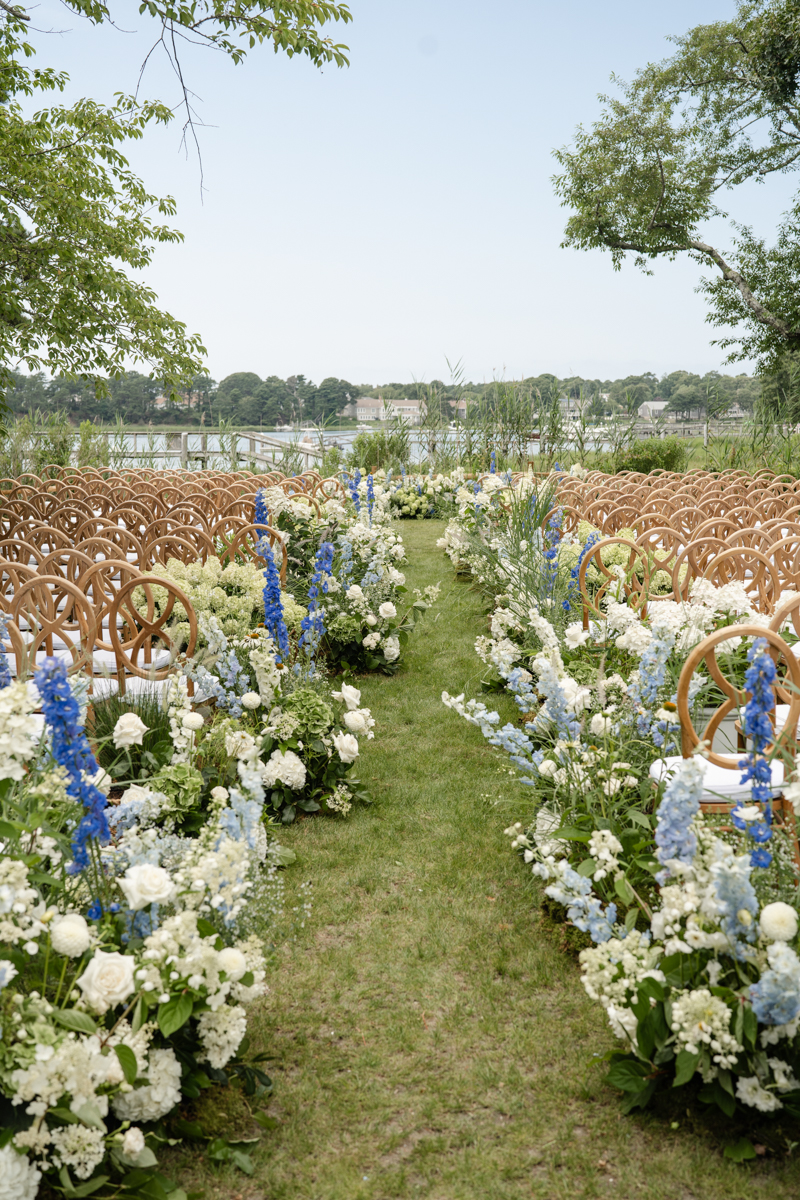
(29, 0, 787, 385)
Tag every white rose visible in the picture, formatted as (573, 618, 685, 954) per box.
(365, 613, 378, 627)
(343, 709, 374, 737)
(182, 713, 204, 731)
(538, 759, 558, 778)
(113, 713, 149, 749)
(121, 1127, 146, 1159)
(118, 865, 176, 911)
(88, 768, 111, 795)
(50, 913, 91, 958)
(76, 949, 136, 1013)
(217, 946, 248, 981)
(332, 732, 359, 763)
(241, 692, 262, 710)
(383, 636, 400, 663)
(760, 902, 799, 942)
(332, 684, 361, 710)
(564, 622, 590, 650)
(378, 602, 397, 620)
(345, 585, 364, 601)
(362, 633, 380, 650)
(210, 786, 229, 802)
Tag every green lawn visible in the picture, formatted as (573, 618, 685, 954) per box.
(175, 520, 800, 1200)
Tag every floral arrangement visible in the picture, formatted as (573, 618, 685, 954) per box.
(142, 556, 272, 645)
(0, 657, 277, 1197)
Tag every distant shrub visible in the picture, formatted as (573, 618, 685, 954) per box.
(613, 436, 688, 475)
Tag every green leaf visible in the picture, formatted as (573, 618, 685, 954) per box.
(605, 1057, 650, 1092)
(614, 875, 635, 905)
(252, 1111, 279, 1130)
(52, 1009, 98, 1035)
(724, 1137, 757, 1162)
(624, 908, 639, 933)
(66, 1176, 111, 1198)
(673, 1050, 701, 1087)
(157, 993, 193, 1038)
(196, 918, 216, 938)
(172, 1119, 207, 1141)
(74, 1101, 107, 1132)
(742, 1003, 758, 1049)
(699, 1080, 736, 1117)
(229, 1148, 254, 1175)
(576, 857, 596, 877)
(114, 1043, 138, 1086)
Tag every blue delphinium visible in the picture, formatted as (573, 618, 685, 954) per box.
(366, 473, 375, 524)
(338, 536, 354, 588)
(36, 656, 110, 873)
(544, 508, 563, 549)
(300, 541, 335, 663)
(345, 470, 361, 514)
(628, 626, 676, 736)
(654, 756, 704, 885)
(0, 612, 12, 689)
(258, 535, 290, 664)
(567, 531, 601, 610)
(255, 488, 269, 531)
(737, 639, 777, 867)
(750, 942, 800, 1026)
(713, 852, 760, 959)
(545, 864, 618, 943)
(490, 449, 496, 474)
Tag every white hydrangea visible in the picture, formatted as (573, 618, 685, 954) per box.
(671, 989, 742, 1069)
(0, 1145, 41, 1200)
(112, 1048, 182, 1123)
(197, 1004, 248, 1069)
(50, 1124, 106, 1179)
(261, 748, 306, 790)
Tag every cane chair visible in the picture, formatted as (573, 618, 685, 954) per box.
(107, 575, 197, 697)
(577, 537, 651, 628)
(10, 575, 98, 676)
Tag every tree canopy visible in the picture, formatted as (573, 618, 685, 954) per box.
(0, 0, 351, 395)
(552, 0, 800, 369)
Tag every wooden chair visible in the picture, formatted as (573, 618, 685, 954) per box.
(699, 546, 782, 614)
(107, 575, 197, 697)
(230, 524, 287, 583)
(10, 575, 98, 676)
(577, 537, 651, 628)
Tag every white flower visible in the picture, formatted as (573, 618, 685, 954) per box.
(217, 946, 248, 981)
(378, 602, 397, 620)
(731, 804, 761, 823)
(76, 949, 136, 1013)
(89, 767, 111, 795)
(225, 730, 257, 760)
(0, 1145, 41, 1199)
(383, 636, 401, 663)
(365, 613, 378, 627)
(537, 759, 558, 778)
(332, 683, 361, 710)
(197, 1004, 247, 1069)
(343, 709, 375, 737)
(590, 714, 612, 737)
(736, 1075, 783, 1112)
(564, 622, 590, 650)
(182, 712, 204, 731)
(654, 707, 680, 725)
(50, 913, 91, 958)
(345, 584, 364, 601)
(362, 632, 380, 650)
(121, 1127, 146, 1159)
(113, 713, 149, 749)
(760, 902, 799, 942)
(241, 692, 262, 710)
(51, 1125, 106, 1179)
(118, 865, 176, 911)
(210, 786, 229, 802)
(113, 1048, 182, 1122)
(332, 732, 359, 763)
(261, 749, 307, 790)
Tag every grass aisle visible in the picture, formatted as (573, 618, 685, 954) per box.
(189, 522, 800, 1200)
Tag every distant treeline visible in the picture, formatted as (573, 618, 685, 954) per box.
(0, 364, 789, 427)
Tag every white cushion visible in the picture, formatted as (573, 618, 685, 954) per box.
(649, 754, 786, 802)
(89, 675, 171, 701)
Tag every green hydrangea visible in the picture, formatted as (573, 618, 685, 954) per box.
(147, 762, 203, 814)
(557, 542, 582, 571)
(327, 612, 363, 644)
(282, 688, 335, 738)
(281, 593, 307, 634)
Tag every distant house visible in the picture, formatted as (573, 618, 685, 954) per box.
(638, 399, 671, 419)
(353, 398, 386, 422)
(387, 398, 422, 425)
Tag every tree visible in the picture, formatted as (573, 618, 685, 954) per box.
(552, 0, 800, 368)
(0, 1, 352, 396)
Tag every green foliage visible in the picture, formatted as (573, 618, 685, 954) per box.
(76, 419, 110, 468)
(348, 419, 411, 470)
(611, 436, 689, 474)
(91, 690, 175, 783)
(552, 0, 800, 367)
(0, 409, 73, 475)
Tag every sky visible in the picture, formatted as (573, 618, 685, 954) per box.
(25, 0, 793, 385)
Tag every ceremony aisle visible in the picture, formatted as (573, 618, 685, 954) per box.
(175, 521, 800, 1200)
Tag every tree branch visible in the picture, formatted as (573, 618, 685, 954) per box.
(0, 0, 29, 18)
(688, 238, 797, 339)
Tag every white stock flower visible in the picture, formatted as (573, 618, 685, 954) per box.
(50, 913, 91, 958)
(50, 1125, 106, 1179)
(241, 692, 262, 710)
(113, 713, 148, 749)
(736, 1076, 783, 1112)
(332, 732, 359, 763)
(118, 864, 176, 911)
(378, 602, 397, 620)
(760, 902, 799, 943)
(0, 1145, 41, 1199)
(121, 1127, 146, 1159)
(76, 949, 136, 1013)
(343, 709, 375, 737)
(197, 1004, 248, 1069)
(210, 786, 229, 802)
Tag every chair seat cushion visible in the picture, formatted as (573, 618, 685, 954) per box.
(649, 754, 786, 802)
